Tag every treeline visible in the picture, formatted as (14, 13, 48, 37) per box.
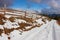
(40, 8, 60, 20)
(39, 13, 60, 20)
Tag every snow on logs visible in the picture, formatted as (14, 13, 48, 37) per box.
(0, 14, 51, 36)
(0, 14, 7, 25)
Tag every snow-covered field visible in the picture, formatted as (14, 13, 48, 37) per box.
(0, 10, 52, 40)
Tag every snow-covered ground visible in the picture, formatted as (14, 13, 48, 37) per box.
(0, 11, 52, 40)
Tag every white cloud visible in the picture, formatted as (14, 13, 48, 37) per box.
(28, 0, 60, 8)
(48, 0, 60, 8)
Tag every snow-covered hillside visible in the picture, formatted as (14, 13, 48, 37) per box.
(0, 8, 52, 40)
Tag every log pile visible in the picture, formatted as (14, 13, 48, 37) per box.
(0, 13, 51, 36)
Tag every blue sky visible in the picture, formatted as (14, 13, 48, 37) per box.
(0, 0, 60, 11)
(10, 0, 50, 10)
(9, 0, 60, 11)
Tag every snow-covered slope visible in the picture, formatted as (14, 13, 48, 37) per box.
(0, 8, 52, 40)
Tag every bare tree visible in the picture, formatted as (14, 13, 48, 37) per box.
(0, 0, 13, 7)
(0, 0, 14, 15)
